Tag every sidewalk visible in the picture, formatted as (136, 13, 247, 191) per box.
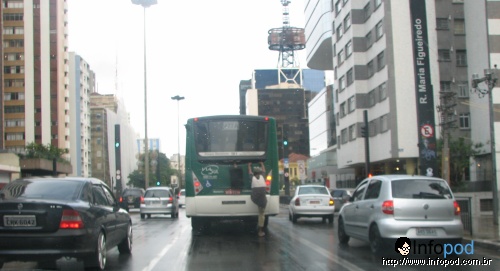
(463, 216, 500, 251)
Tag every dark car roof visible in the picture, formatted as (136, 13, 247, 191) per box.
(13, 176, 107, 185)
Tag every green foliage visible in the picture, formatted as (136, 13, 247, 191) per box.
(22, 142, 69, 163)
(127, 151, 175, 188)
(437, 137, 484, 189)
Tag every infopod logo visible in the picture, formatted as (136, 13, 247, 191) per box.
(395, 237, 474, 258)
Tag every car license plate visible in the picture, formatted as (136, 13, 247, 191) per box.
(4, 215, 37, 227)
(416, 228, 437, 236)
(309, 200, 320, 204)
(225, 189, 241, 195)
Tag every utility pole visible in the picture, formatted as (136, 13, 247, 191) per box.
(437, 91, 457, 184)
(361, 110, 370, 177)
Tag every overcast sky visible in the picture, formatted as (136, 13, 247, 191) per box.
(67, 0, 308, 157)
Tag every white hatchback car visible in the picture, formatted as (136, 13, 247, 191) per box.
(337, 175, 463, 254)
(288, 185, 335, 224)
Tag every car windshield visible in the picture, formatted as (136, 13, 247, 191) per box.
(145, 190, 170, 198)
(123, 189, 143, 196)
(331, 190, 345, 197)
(1, 180, 83, 201)
(391, 179, 453, 199)
(298, 187, 329, 195)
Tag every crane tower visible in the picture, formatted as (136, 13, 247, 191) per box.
(268, 0, 306, 85)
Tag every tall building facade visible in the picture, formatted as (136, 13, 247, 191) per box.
(90, 93, 138, 192)
(68, 52, 92, 177)
(241, 68, 325, 159)
(1, 0, 70, 155)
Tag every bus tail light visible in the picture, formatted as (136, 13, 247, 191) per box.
(265, 172, 272, 193)
(192, 172, 203, 195)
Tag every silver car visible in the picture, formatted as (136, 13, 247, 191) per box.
(140, 187, 179, 219)
(337, 175, 463, 254)
(288, 185, 335, 224)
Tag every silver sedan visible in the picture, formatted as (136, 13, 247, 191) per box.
(288, 185, 335, 224)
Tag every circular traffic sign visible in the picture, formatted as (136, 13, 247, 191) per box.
(420, 124, 434, 138)
(284, 172, 289, 177)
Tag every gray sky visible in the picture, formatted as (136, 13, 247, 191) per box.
(68, 0, 307, 157)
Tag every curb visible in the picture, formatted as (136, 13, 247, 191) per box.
(463, 237, 500, 251)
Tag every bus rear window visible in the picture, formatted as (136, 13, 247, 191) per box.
(194, 119, 268, 158)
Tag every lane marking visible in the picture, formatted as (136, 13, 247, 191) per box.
(140, 225, 189, 271)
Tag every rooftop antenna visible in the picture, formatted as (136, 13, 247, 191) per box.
(268, 0, 306, 85)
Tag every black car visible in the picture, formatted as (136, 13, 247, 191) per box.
(119, 187, 145, 211)
(0, 177, 132, 270)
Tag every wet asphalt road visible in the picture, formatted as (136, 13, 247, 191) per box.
(2, 207, 500, 271)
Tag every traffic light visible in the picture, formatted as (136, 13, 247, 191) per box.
(156, 181, 160, 186)
(361, 126, 367, 138)
(283, 138, 288, 146)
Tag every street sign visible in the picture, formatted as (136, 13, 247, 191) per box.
(284, 158, 289, 168)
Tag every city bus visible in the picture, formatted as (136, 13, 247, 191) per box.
(184, 115, 280, 231)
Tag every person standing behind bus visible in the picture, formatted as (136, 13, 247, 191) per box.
(248, 162, 267, 237)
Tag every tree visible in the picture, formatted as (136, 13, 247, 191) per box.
(127, 151, 175, 188)
(437, 137, 484, 190)
(23, 142, 69, 162)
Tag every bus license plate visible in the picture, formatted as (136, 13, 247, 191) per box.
(4, 215, 37, 227)
(416, 228, 437, 236)
(225, 189, 241, 195)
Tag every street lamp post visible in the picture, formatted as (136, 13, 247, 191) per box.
(471, 68, 498, 224)
(132, 0, 157, 189)
(171, 95, 185, 189)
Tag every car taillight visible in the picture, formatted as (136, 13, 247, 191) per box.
(140, 196, 144, 204)
(59, 209, 84, 229)
(453, 201, 461, 216)
(168, 196, 173, 203)
(329, 198, 334, 206)
(294, 197, 300, 206)
(119, 197, 123, 203)
(382, 200, 394, 215)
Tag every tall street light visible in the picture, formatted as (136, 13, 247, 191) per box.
(132, 0, 157, 189)
(471, 68, 498, 224)
(171, 95, 185, 189)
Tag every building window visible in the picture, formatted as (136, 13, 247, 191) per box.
(346, 68, 354, 86)
(438, 49, 451, 61)
(457, 82, 469, 97)
(459, 113, 470, 129)
(379, 82, 387, 101)
(97, 138, 102, 145)
(366, 31, 373, 49)
(348, 96, 355, 112)
(4, 92, 24, 100)
(436, 18, 449, 30)
(5, 119, 24, 127)
(345, 40, 353, 58)
(368, 89, 376, 107)
(380, 114, 388, 132)
(335, 0, 342, 15)
(341, 128, 348, 144)
(367, 60, 374, 77)
(440, 81, 452, 92)
(5, 132, 24, 141)
(339, 76, 346, 91)
(4, 106, 24, 113)
(369, 120, 377, 136)
(454, 19, 465, 35)
(375, 20, 384, 40)
(337, 23, 343, 40)
(340, 102, 346, 117)
(337, 49, 344, 65)
(377, 51, 385, 70)
(364, 2, 371, 21)
(344, 13, 351, 31)
(456, 50, 467, 66)
(349, 124, 356, 141)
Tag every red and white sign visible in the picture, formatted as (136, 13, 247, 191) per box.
(420, 124, 434, 138)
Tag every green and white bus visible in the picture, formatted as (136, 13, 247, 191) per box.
(184, 115, 280, 231)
